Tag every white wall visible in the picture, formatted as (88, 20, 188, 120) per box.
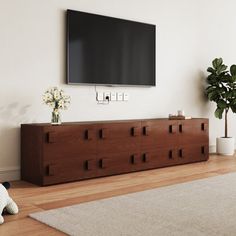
(0, 0, 236, 180)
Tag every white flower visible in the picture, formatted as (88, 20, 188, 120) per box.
(49, 102, 55, 108)
(54, 92, 60, 101)
(43, 87, 71, 111)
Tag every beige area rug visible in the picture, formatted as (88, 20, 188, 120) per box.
(30, 173, 236, 236)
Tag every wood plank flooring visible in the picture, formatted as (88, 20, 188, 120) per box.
(1, 154, 236, 235)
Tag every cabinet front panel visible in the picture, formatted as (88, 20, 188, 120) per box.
(97, 122, 141, 153)
(43, 125, 97, 160)
(178, 119, 209, 145)
(183, 143, 209, 163)
(43, 155, 97, 185)
(21, 119, 209, 186)
(132, 147, 180, 170)
(141, 120, 179, 149)
(97, 152, 137, 176)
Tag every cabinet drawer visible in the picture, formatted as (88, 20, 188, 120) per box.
(130, 151, 163, 171)
(178, 120, 209, 145)
(155, 147, 181, 167)
(131, 148, 181, 170)
(184, 144, 209, 163)
(43, 155, 97, 185)
(97, 122, 141, 153)
(97, 152, 135, 176)
(141, 120, 179, 149)
(43, 125, 97, 159)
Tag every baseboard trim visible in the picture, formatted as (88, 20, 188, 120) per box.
(209, 145, 216, 154)
(209, 143, 236, 154)
(0, 167, 20, 182)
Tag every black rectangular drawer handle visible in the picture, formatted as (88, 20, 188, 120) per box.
(201, 146, 205, 154)
(142, 153, 149, 162)
(169, 150, 173, 159)
(85, 160, 94, 170)
(201, 123, 208, 131)
(131, 127, 139, 136)
(143, 126, 150, 136)
(179, 124, 183, 133)
(169, 125, 177, 134)
(99, 128, 108, 139)
(99, 158, 108, 169)
(85, 130, 92, 140)
(179, 149, 183, 158)
(131, 154, 138, 164)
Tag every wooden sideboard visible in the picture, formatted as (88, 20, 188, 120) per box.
(21, 118, 209, 186)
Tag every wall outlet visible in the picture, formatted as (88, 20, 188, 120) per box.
(123, 93, 129, 101)
(110, 92, 117, 101)
(104, 92, 111, 101)
(117, 92, 123, 101)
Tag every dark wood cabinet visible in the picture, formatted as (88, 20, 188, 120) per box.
(21, 118, 209, 186)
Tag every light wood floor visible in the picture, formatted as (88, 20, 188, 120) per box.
(1, 154, 236, 235)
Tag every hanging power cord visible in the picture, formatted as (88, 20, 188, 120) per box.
(94, 85, 110, 105)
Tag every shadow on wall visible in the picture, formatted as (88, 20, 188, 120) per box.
(0, 102, 35, 169)
(195, 70, 211, 115)
(0, 102, 34, 124)
(0, 126, 20, 166)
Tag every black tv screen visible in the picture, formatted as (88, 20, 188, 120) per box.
(66, 9, 156, 86)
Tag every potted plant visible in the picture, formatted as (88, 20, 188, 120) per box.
(206, 58, 236, 155)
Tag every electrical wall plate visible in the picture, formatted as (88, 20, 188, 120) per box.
(97, 92, 104, 101)
(123, 93, 129, 101)
(117, 92, 123, 101)
(104, 92, 111, 101)
(110, 92, 117, 101)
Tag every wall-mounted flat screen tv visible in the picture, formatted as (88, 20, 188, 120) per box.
(66, 9, 156, 86)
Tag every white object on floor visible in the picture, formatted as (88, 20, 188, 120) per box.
(0, 184, 18, 224)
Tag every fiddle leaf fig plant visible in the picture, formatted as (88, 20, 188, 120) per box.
(206, 58, 236, 138)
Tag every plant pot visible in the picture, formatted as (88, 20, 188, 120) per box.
(216, 137, 235, 156)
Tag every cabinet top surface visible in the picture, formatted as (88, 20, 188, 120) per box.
(21, 118, 208, 127)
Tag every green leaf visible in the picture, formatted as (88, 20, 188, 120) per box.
(231, 105, 236, 113)
(230, 65, 236, 76)
(217, 100, 227, 109)
(214, 107, 224, 119)
(207, 67, 215, 73)
(208, 91, 220, 102)
(216, 65, 227, 75)
(230, 75, 236, 83)
(207, 74, 217, 84)
(206, 86, 216, 93)
(212, 58, 223, 69)
(221, 74, 231, 82)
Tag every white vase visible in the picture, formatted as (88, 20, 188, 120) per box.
(216, 137, 235, 156)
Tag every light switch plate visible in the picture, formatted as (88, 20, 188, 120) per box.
(123, 93, 129, 101)
(97, 92, 104, 101)
(117, 92, 123, 101)
(110, 92, 116, 101)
